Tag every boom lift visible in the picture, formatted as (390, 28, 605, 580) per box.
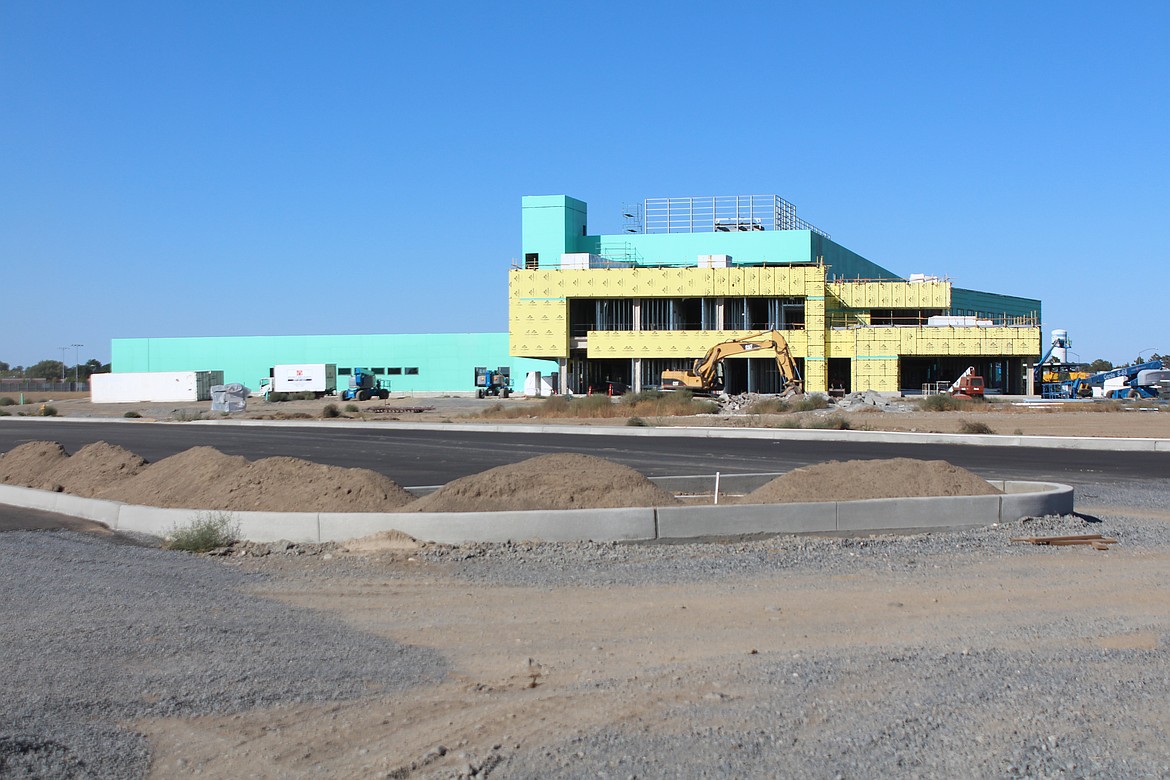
(341, 368, 390, 401)
(661, 331, 803, 395)
(1044, 360, 1165, 400)
(475, 366, 512, 398)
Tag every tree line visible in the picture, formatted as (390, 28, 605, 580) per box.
(0, 359, 111, 381)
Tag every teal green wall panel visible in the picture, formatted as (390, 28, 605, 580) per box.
(951, 288, 1041, 322)
(520, 194, 904, 281)
(813, 235, 901, 280)
(112, 333, 557, 393)
(578, 230, 818, 267)
(521, 195, 588, 267)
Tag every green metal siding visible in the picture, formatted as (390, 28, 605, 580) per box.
(950, 288, 1042, 322)
(112, 333, 557, 392)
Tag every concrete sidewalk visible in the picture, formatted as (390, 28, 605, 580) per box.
(4, 414, 1169, 452)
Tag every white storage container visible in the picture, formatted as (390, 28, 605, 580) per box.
(91, 371, 224, 403)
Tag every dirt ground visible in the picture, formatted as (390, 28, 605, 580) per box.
(128, 530, 1170, 779)
(2, 397, 1167, 776)
(5, 390, 1167, 439)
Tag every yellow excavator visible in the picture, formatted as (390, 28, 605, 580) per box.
(661, 330, 803, 395)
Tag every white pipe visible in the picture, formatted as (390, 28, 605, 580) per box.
(714, 471, 721, 505)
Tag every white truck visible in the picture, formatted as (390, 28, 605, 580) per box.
(269, 364, 337, 397)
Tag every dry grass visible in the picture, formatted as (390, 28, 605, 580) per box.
(917, 394, 987, 412)
(773, 413, 854, 430)
(479, 391, 717, 420)
(957, 419, 996, 435)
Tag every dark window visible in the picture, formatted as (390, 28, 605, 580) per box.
(387, 367, 402, 375)
(338, 368, 352, 375)
(405, 367, 419, 375)
(370, 367, 385, 374)
(525, 253, 539, 269)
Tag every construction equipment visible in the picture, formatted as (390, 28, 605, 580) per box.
(475, 366, 512, 398)
(341, 367, 390, 401)
(661, 331, 802, 395)
(947, 366, 985, 399)
(1102, 364, 1168, 399)
(1044, 360, 1164, 400)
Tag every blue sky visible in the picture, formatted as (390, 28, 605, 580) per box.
(2, 1, 1167, 368)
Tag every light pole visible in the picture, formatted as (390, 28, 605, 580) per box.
(58, 346, 68, 382)
(72, 344, 83, 386)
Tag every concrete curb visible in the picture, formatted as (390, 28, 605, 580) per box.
(0, 481, 1073, 544)
(3, 415, 1168, 452)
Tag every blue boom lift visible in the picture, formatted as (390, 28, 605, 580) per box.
(341, 368, 390, 401)
(475, 366, 512, 398)
(1044, 360, 1165, 400)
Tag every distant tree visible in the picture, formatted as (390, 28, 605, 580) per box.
(83, 358, 106, 377)
(1087, 359, 1113, 373)
(26, 360, 64, 380)
(0, 361, 8, 372)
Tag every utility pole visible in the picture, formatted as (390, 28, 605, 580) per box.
(72, 344, 83, 386)
(58, 346, 68, 382)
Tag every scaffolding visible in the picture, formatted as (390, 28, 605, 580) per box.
(639, 195, 829, 238)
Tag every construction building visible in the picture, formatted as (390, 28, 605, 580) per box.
(111, 333, 554, 394)
(510, 194, 1041, 395)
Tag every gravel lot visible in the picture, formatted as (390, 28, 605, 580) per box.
(2, 480, 1168, 778)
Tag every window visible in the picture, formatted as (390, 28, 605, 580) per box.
(525, 253, 539, 269)
(338, 368, 352, 375)
(370, 367, 385, 374)
(405, 367, 419, 375)
(387, 367, 402, 375)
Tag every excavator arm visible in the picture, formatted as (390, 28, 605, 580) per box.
(663, 331, 803, 394)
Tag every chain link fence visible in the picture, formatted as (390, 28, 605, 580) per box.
(0, 380, 90, 393)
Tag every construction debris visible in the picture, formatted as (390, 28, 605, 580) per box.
(1011, 534, 1118, 550)
(369, 406, 435, 414)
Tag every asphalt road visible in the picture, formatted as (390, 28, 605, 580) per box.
(2, 419, 1167, 494)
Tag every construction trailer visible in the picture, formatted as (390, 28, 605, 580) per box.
(510, 194, 1041, 395)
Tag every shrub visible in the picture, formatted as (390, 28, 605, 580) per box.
(918, 394, 964, 412)
(620, 389, 673, 405)
(0, 397, 16, 406)
(790, 395, 829, 413)
(344, 403, 360, 413)
(958, 420, 995, 435)
(123, 411, 142, 419)
(810, 414, 851, 430)
(39, 405, 58, 417)
(626, 416, 648, 427)
(0, 410, 8, 416)
(745, 397, 790, 414)
(266, 392, 289, 402)
(173, 409, 204, 422)
(322, 403, 340, 418)
(293, 391, 316, 401)
(164, 511, 239, 553)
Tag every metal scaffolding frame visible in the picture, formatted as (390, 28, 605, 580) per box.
(639, 195, 829, 238)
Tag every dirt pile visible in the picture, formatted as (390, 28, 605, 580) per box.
(95, 447, 416, 512)
(0, 441, 69, 489)
(741, 458, 1001, 504)
(44, 441, 147, 496)
(406, 453, 680, 513)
